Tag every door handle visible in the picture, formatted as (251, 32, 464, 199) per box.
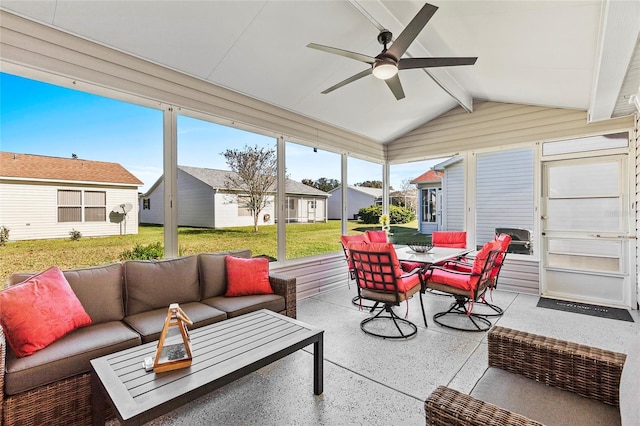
(590, 234, 637, 239)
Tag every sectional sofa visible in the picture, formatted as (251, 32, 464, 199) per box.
(0, 249, 296, 425)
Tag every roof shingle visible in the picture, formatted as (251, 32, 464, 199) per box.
(0, 152, 143, 185)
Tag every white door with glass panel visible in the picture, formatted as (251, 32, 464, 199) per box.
(541, 155, 633, 308)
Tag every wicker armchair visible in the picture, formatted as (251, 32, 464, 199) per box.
(425, 326, 630, 425)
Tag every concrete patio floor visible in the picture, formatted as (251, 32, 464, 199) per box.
(135, 285, 639, 425)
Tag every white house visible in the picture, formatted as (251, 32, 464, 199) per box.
(139, 166, 329, 228)
(0, 152, 142, 240)
(327, 185, 382, 220)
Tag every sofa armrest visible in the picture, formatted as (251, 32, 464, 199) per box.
(488, 326, 626, 407)
(0, 323, 5, 419)
(269, 273, 296, 319)
(425, 386, 542, 426)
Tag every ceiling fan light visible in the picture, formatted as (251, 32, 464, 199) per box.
(372, 63, 398, 80)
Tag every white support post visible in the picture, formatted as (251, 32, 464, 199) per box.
(341, 153, 348, 235)
(277, 136, 286, 261)
(382, 163, 390, 217)
(163, 106, 178, 258)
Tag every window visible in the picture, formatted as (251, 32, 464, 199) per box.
(142, 199, 150, 210)
(307, 200, 316, 210)
(57, 190, 106, 222)
(58, 190, 82, 222)
(237, 195, 252, 216)
(421, 189, 437, 222)
(84, 191, 106, 222)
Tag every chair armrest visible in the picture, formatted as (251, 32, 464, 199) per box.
(269, 273, 296, 319)
(425, 386, 542, 426)
(488, 326, 626, 407)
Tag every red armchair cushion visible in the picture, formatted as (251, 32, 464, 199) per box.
(0, 266, 92, 357)
(364, 230, 388, 243)
(225, 256, 274, 296)
(340, 234, 368, 270)
(400, 261, 423, 272)
(347, 241, 403, 279)
(432, 231, 467, 248)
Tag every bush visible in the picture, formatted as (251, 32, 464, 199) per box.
(69, 229, 82, 241)
(0, 226, 9, 246)
(357, 205, 415, 225)
(120, 242, 164, 260)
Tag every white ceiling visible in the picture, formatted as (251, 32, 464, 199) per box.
(2, 0, 639, 143)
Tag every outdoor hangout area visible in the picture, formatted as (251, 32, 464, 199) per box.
(1, 1, 640, 425)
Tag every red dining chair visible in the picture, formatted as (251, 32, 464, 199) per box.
(347, 241, 427, 339)
(439, 233, 512, 317)
(431, 231, 467, 248)
(364, 229, 423, 273)
(340, 234, 379, 310)
(423, 240, 501, 332)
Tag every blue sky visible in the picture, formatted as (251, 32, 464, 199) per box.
(0, 72, 441, 192)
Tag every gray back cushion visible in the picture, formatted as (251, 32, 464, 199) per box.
(199, 249, 252, 299)
(9, 263, 124, 324)
(124, 255, 200, 316)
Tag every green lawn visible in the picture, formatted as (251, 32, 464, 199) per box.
(0, 220, 424, 285)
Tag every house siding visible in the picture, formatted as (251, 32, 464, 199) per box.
(443, 161, 465, 231)
(177, 169, 215, 228)
(139, 180, 165, 225)
(327, 187, 378, 220)
(214, 192, 275, 228)
(476, 148, 534, 244)
(0, 180, 139, 240)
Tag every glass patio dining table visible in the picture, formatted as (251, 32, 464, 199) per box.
(394, 245, 472, 266)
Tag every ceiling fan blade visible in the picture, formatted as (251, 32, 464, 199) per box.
(386, 3, 438, 60)
(385, 74, 405, 100)
(321, 68, 373, 94)
(307, 43, 375, 64)
(398, 57, 477, 70)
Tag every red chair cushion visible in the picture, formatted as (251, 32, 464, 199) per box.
(428, 268, 474, 291)
(472, 240, 501, 275)
(0, 266, 92, 357)
(340, 234, 368, 270)
(347, 241, 403, 279)
(429, 240, 500, 291)
(224, 256, 274, 296)
(492, 233, 512, 277)
(400, 261, 423, 272)
(432, 231, 467, 248)
(364, 230, 388, 243)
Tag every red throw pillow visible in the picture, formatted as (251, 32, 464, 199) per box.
(225, 256, 274, 297)
(0, 266, 92, 357)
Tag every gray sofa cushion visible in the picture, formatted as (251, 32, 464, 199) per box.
(9, 263, 125, 324)
(471, 367, 621, 426)
(124, 301, 227, 343)
(4, 321, 140, 395)
(620, 338, 640, 426)
(198, 249, 252, 299)
(202, 294, 285, 318)
(125, 255, 200, 316)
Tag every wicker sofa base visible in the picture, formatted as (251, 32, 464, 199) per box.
(425, 326, 627, 425)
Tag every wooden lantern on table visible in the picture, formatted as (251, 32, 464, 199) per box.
(153, 303, 193, 373)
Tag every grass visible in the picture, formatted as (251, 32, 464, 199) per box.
(0, 220, 423, 285)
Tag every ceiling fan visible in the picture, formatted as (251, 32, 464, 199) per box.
(307, 2, 477, 100)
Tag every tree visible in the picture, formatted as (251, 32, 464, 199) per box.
(222, 145, 277, 232)
(355, 180, 383, 189)
(301, 177, 339, 192)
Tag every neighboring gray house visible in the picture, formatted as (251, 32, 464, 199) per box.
(0, 152, 142, 241)
(327, 185, 382, 220)
(428, 150, 535, 249)
(139, 166, 329, 228)
(410, 169, 443, 234)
